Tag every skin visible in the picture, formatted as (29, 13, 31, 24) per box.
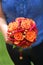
(0, 1, 11, 44)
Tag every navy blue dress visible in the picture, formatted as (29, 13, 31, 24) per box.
(2, 0, 43, 65)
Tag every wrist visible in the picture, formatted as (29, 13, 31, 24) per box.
(0, 24, 8, 41)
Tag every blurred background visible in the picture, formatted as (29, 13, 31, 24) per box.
(0, 32, 14, 65)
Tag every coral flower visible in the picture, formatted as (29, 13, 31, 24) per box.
(14, 41, 20, 45)
(26, 30, 37, 42)
(8, 22, 14, 31)
(8, 22, 19, 32)
(15, 17, 25, 22)
(21, 18, 31, 29)
(14, 32, 23, 41)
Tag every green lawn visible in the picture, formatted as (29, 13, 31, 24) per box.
(0, 32, 14, 65)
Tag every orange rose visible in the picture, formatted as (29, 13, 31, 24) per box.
(13, 22, 19, 29)
(14, 41, 20, 45)
(8, 22, 14, 31)
(29, 19, 36, 28)
(26, 30, 37, 42)
(29, 19, 35, 24)
(8, 22, 19, 31)
(15, 17, 25, 22)
(14, 32, 23, 41)
(21, 18, 31, 29)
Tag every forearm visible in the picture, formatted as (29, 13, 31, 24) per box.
(0, 18, 8, 42)
(0, 2, 8, 42)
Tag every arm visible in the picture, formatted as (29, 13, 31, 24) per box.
(0, 2, 9, 43)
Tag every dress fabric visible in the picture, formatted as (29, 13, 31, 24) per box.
(2, 0, 43, 65)
(2, 0, 43, 47)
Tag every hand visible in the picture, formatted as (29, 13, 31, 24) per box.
(0, 23, 12, 44)
(4, 25, 12, 44)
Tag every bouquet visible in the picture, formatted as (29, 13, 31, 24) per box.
(7, 17, 38, 49)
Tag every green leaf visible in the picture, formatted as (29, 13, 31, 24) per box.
(13, 45, 16, 49)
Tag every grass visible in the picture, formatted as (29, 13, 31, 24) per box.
(0, 32, 14, 65)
